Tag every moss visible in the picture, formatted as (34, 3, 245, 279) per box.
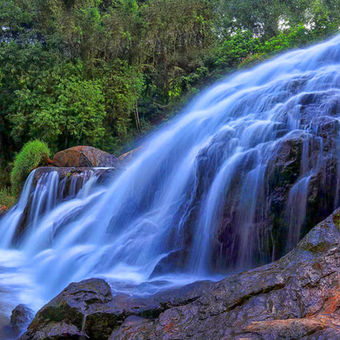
(333, 211, 340, 229)
(303, 241, 330, 253)
(11, 140, 51, 195)
(39, 305, 83, 329)
(85, 312, 120, 340)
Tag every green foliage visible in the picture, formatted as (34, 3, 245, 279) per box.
(0, 187, 16, 208)
(100, 60, 144, 146)
(0, 0, 339, 193)
(11, 140, 51, 194)
(10, 65, 106, 150)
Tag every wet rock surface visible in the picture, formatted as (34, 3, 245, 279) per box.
(52, 146, 119, 168)
(21, 208, 340, 339)
(174, 90, 340, 273)
(10, 305, 34, 336)
(224, 115, 338, 269)
(33, 167, 117, 191)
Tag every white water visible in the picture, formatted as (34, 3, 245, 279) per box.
(0, 170, 102, 314)
(0, 34, 340, 315)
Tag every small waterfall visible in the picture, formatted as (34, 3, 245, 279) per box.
(0, 172, 35, 248)
(0, 34, 339, 311)
(0, 168, 105, 316)
(0, 169, 102, 248)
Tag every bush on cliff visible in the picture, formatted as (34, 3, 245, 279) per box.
(11, 140, 51, 195)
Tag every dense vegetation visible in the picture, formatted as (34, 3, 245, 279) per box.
(10, 140, 50, 195)
(0, 0, 339, 197)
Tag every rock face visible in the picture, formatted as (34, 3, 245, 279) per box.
(185, 113, 339, 273)
(10, 305, 34, 336)
(52, 146, 119, 168)
(21, 208, 340, 339)
(33, 167, 117, 194)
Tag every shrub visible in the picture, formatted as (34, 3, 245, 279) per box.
(0, 187, 16, 208)
(11, 140, 51, 195)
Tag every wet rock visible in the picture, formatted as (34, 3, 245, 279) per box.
(169, 92, 340, 275)
(213, 118, 338, 271)
(21, 209, 340, 339)
(20, 277, 211, 340)
(109, 208, 340, 340)
(52, 146, 119, 168)
(20, 279, 113, 340)
(10, 304, 34, 335)
(33, 167, 117, 193)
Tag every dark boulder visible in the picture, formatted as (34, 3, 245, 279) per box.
(52, 146, 119, 168)
(10, 305, 34, 336)
(21, 208, 340, 339)
(20, 279, 114, 340)
(111, 208, 340, 339)
(20, 277, 212, 340)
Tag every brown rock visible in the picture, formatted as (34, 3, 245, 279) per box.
(52, 146, 119, 168)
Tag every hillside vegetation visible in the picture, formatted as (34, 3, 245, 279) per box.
(0, 0, 339, 190)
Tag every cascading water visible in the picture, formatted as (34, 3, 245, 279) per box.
(0, 169, 104, 315)
(0, 34, 340, 317)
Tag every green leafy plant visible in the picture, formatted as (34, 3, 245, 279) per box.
(0, 0, 339, 173)
(11, 140, 51, 195)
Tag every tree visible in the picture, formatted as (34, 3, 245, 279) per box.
(140, 0, 214, 104)
(0, 0, 339, 188)
(9, 63, 107, 150)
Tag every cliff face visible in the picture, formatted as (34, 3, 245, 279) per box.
(179, 96, 340, 272)
(21, 208, 340, 340)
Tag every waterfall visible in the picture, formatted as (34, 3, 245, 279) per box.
(0, 34, 340, 312)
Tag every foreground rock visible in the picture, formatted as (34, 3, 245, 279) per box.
(21, 209, 340, 339)
(52, 146, 119, 168)
(10, 305, 34, 336)
(33, 167, 117, 191)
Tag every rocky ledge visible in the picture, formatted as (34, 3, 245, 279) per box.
(21, 209, 340, 339)
(33, 167, 117, 186)
(51, 146, 119, 168)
